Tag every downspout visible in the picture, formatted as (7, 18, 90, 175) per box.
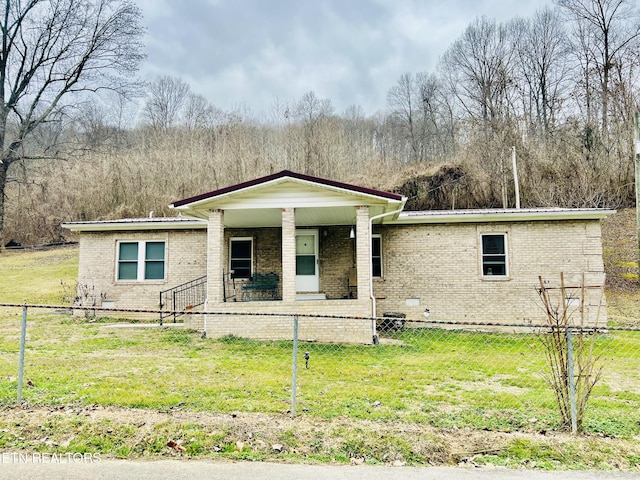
(369, 206, 405, 338)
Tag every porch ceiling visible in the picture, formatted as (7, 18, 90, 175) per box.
(223, 205, 387, 228)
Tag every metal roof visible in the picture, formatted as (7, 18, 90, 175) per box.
(62, 217, 207, 232)
(390, 207, 616, 224)
(170, 169, 405, 208)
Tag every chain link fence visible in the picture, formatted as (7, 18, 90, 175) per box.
(1, 303, 639, 437)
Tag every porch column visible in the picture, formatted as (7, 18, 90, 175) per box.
(281, 208, 296, 302)
(206, 209, 225, 305)
(355, 206, 371, 303)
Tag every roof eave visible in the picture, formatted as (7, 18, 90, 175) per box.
(170, 170, 404, 209)
(61, 220, 207, 232)
(389, 209, 616, 224)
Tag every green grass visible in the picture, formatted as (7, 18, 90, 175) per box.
(0, 246, 78, 305)
(0, 319, 639, 469)
(1, 312, 639, 437)
(2, 244, 640, 468)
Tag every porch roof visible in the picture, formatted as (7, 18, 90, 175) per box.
(170, 170, 407, 227)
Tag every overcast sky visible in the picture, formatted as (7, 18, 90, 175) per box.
(134, 0, 551, 117)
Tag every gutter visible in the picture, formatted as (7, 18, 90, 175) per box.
(61, 219, 207, 232)
(391, 208, 615, 224)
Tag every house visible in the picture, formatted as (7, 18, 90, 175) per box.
(62, 170, 613, 343)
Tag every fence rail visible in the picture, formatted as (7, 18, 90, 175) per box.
(1, 302, 639, 437)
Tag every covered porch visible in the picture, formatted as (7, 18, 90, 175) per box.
(220, 224, 362, 303)
(169, 170, 406, 343)
(211, 209, 372, 304)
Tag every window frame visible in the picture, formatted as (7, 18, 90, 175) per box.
(481, 233, 508, 278)
(371, 234, 382, 278)
(229, 237, 253, 280)
(116, 240, 166, 282)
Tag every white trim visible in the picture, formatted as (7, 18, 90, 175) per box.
(391, 208, 615, 224)
(295, 229, 320, 292)
(372, 234, 382, 278)
(115, 240, 167, 282)
(229, 237, 253, 279)
(63, 218, 206, 232)
(480, 233, 509, 279)
(172, 176, 406, 211)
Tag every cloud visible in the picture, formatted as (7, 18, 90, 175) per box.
(135, 0, 550, 116)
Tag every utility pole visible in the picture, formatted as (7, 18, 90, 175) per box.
(635, 112, 640, 284)
(512, 146, 521, 209)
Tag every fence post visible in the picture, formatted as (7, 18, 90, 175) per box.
(173, 291, 177, 323)
(17, 304, 27, 403)
(291, 315, 299, 417)
(159, 292, 164, 326)
(566, 328, 578, 435)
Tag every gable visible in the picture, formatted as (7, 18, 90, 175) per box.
(170, 170, 406, 225)
(171, 170, 403, 209)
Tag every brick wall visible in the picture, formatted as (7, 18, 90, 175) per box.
(206, 210, 224, 304)
(185, 300, 373, 344)
(223, 226, 355, 300)
(75, 216, 608, 337)
(319, 226, 353, 299)
(355, 206, 371, 301)
(224, 227, 282, 295)
(77, 229, 207, 315)
(373, 219, 607, 327)
(282, 208, 296, 302)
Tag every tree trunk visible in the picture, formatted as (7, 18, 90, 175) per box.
(0, 160, 7, 248)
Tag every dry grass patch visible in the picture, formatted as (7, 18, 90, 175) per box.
(1, 404, 640, 469)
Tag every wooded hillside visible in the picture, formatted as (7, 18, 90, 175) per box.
(2, 1, 639, 245)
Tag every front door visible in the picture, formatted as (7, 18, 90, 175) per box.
(296, 229, 319, 292)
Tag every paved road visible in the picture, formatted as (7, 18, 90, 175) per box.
(2, 459, 640, 480)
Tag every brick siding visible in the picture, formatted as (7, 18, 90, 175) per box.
(76, 229, 207, 316)
(188, 300, 373, 344)
(373, 219, 607, 327)
(76, 217, 608, 339)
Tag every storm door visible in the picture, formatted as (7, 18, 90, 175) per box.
(295, 229, 319, 292)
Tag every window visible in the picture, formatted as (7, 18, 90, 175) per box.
(117, 241, 165, 281)
(482, 234, 507, 276)
(230, 238, 252, 279)
(117, 242, 138, 280)
(144, 242, 165, 280)
(372, 234, 382, 277)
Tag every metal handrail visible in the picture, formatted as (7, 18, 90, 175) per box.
(159, 275, 207, 324)
(223, 270, 237, 302)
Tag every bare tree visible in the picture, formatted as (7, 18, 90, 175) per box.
(74, 91, 136, 149)
(293, 90, 334, 175)
(183, 93, 216, 131)
(387, 72, 452, 163)
(556, 0, 640, 133)
(512, 7, 571, 134)
(142, 75, 191, 131)
(341, 104, 378, 166)
(386, 73, 421, 162)
(440, 16, 520, 207)
(440, 16, 518, 128)
(0, 0, 145, 245)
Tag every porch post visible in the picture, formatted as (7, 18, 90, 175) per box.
(207, 209, 225, 304)
(282, 208, 296, 302)
(355, 206, 371, 304)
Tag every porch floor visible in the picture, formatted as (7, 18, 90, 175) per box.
(296, 293, 327, 301)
